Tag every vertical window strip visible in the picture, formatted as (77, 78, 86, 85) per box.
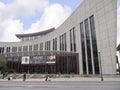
(80, 22, 87, 74)
(70, 27, 76, 52)
(89, 15, 99, 74)
(73, 27, 76, 52)
(53, 39, 55, 51)
(62, 34, 65, 51)
(23, 46, 28, 52)
(49, 40, 50, 51)
(34, 44, 38, 51)
(41, 43, 43, 51)
(47, 41, 48, 50)
(55, 38, 57, 51)
(0, 47, 4, 54)
(45, 42, 47, 50)
(60, 36, 61, 51)
(12, 47, 17, 52)
(29, 45, 32, 51)
(64, 33, 67, 51)
(84, 19, 93, 74)
(70, 29, 73, 52)
(41, 43, 43, 50)
(6, 47, 11, 53)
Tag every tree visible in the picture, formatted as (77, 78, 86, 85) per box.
(0, 56, 7, 70)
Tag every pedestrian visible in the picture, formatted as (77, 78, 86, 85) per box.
(23, 73, 26, 81)
(45, 75, 51, 81)
(45, 74, 48, 81)
(2, 72, 5, 79)
(8, 76, 10, 81)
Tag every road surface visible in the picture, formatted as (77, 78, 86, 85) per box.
(0, 81, 120, 90)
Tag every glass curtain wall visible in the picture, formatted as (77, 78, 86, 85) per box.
(89, 15, 99, 74)
(84, 19, 93, 74)
(70, 27, 76, 52)
(80, 22, 87, 74)
(80, 15, 100, 75)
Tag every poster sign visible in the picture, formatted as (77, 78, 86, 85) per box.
(30, 55, 46, 64)
(21, 56, 30, 64)
(46, 55, 56, 64)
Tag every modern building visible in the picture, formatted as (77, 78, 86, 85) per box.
(0, 0, 117, 75)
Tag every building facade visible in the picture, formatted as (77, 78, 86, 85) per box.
(0, 0, 117, 75)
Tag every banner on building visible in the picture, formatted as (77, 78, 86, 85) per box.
(21, 56, 30, 64)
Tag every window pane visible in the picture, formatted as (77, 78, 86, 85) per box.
(89, 15, 99, 74)
(84, 19, 93, 74)
(80, 22, 87, 74)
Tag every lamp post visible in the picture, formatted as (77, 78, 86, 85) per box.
(98, 52, 104, 81)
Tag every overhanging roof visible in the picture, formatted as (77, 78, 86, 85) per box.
(15, 28, 55, 39)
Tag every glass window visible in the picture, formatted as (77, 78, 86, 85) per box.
(55, 38, 57, 51)
(0, 47, 4, 54)
(70, 27, 76, 52)
(58, 56, 67, 74)
(48, 41, 50, 51)
(62, 34, 64, 51)
(64, 33, 67, 51)
(23, 46, 28, 52)
(53, 38, 57, 51)
(80, 22, 87, 74)
(29, 37, 33, 40)
(70, 29, 73, 52)
(34, 44, 38, 51)
(6, 47, 10, 53)
(21, 38, 24, 41)
(84, 19, 93, 74)
(29, 45, 32, 51)
(53, 39, 55, 51)
(45, 41, 50, 51)
(73, 28, 76, 52)
(68, 56, 77, 74)
(59, 33, 66, 52)
(12, 47, 17, 52)
(60, 36, 62, 51)
(89, 15, 99, 74)
(45, 42, 46, 50)
(40, 43, 43, 51)
(18, 47, 22, 52)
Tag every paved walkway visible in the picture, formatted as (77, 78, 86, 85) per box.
(0, 77, 120, 82)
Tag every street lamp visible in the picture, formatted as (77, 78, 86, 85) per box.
(98, 52, 104, 81)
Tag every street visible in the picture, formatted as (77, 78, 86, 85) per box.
(0, 81, 120, 90)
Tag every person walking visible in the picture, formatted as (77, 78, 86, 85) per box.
(2, 72, 5, 79)
(23, 73, 26, 81)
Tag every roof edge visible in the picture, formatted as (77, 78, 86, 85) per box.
(15, 28, 55, 39)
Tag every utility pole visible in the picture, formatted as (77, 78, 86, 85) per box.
(98, 52, 104, 81)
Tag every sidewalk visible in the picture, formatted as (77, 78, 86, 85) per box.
(0, 77, 120, 82)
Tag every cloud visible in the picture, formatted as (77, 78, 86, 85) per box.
(0, 0, 72, 42)
(0, 18, 23, 42)
(4, 0, 49, 17)
(26, 3, 72, 33)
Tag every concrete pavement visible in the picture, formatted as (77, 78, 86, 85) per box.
(0, 77, 120, 82)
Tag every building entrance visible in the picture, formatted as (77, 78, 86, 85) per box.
(4, 52, 79, 74)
